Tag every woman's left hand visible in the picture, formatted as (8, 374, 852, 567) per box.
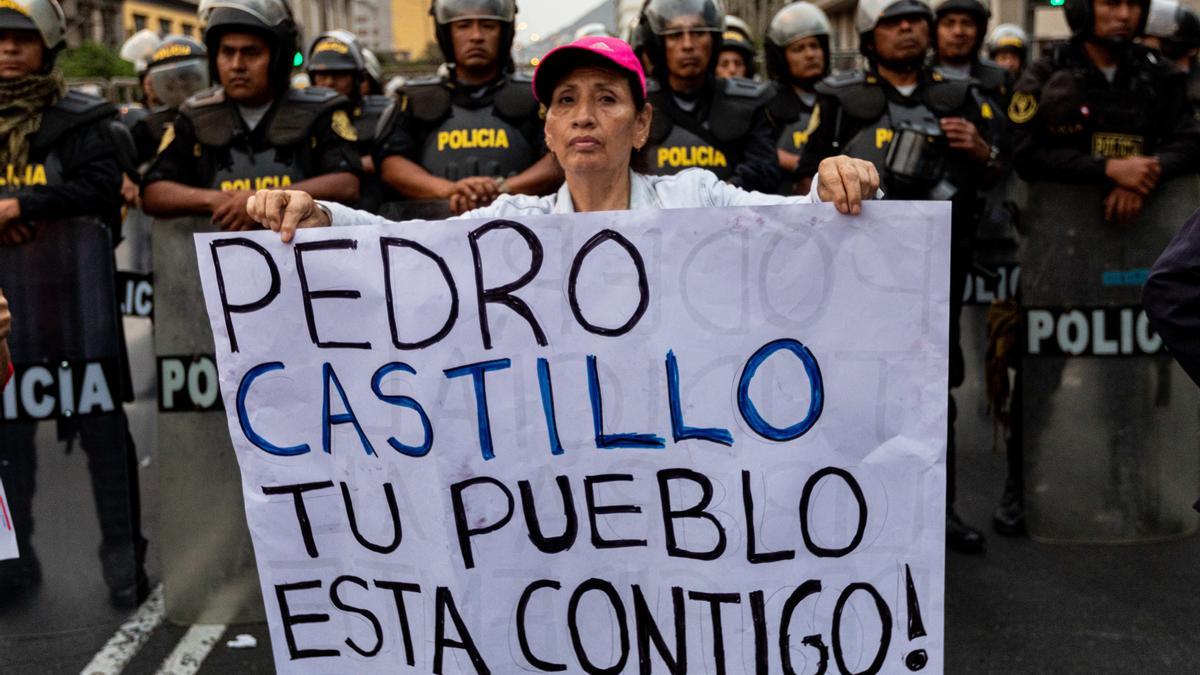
(816, 156, 880, 215)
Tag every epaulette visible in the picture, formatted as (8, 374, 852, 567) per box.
(284, 86, 340, 106)
(402, 78, 452, 123)
(815, 70, 868, 93)
(179, 87, 235, 146)
(971, 59, 1010, 96)
(925, 74, 971, 114)
(269, 87, 349, 146)
(183, 85, 225, 109)
(814, 70, 885, 121)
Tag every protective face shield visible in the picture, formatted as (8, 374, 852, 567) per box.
(0, 0, 67, 66)
(146, 36, 209, 109)
(856, 0, 934, 59)
(430, 0, 517, 69)
(986, 22, 1028, 58)
(764, 2, 832, 83)
(199, 0, 299, 92)
(307, 30, 367, 73)
(1146, 0, 1200, 59)
(1064, 0, 1150, 42)
(121, 28, 162, 75)
(362, 48, 383, 90)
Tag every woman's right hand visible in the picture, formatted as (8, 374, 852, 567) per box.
(0, 288, 11, 341)
(246, 190, 330, 243)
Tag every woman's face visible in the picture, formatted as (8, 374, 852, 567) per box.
(545, 66, 652, 176)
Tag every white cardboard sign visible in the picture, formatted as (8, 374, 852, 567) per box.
(196, 202, 950, 674)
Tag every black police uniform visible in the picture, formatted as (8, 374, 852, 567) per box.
(0, 90, 148, 603)
(1009, 39, 1200, 183)
(376, 72, 545, 183)
(640, 76, 783, 193)
(352, 93, 391, 212)
(127, 106, 176, 166)
(799, 67, 991, 518)
(765, 85, 820, 191)
(144, 86, 362, 192)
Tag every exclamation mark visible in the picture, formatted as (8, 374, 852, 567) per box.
(904, 564, 928, 671)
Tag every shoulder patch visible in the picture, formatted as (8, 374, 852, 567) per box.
(331, 110, 358, 142)
(1008, 91, 1037, 123)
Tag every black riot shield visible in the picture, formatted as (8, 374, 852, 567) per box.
(152, 217, 264, 624)
(1020, 177, 1200, 543)
(0, 219, 144, 636)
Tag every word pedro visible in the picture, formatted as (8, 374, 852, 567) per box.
(271, 572, 900, 675)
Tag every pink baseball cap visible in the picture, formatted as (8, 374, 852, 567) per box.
(532, 36, 647, 105)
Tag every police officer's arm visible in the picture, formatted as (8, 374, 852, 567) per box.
(141, 114, 229, 217)
(1144, 209, 1200, 386)
(380, 153, 499, 204)
(9, 122, 123, 226)
(730, 107, 784, 193)
(793, 94, 840, 193)
(500, 153, 564, 199)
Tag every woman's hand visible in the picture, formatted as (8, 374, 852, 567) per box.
(246, 190, 330, 243)
(817, 156, 880, 215)
(0, 288, 10, 341)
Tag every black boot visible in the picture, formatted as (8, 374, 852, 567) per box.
(0, 541, 42, 604)
(100, 539, 149, 608)
(947, 510, 986, 554)
(992, 480, 1026, 535)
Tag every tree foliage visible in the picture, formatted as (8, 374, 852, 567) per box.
(58, 41, 136, 78)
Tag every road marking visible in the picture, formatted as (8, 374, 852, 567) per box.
(153, 623, 226, 675)
(80, 583, 165, 675)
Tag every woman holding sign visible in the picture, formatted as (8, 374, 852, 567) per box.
(247, 36, 880, 240)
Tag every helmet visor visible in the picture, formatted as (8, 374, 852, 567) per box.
(766, 4, 832, 47)
(199, 0, 293, 28)
(148, 59, 210, 108)
(433, 0, 516, 25)
(645, 0, 725, 36)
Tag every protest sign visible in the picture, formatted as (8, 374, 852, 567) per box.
(196, 202, 950, 674)
(0, 476, 17, 561)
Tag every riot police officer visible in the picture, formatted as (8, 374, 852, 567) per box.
(932, 0, 1011, 104)
(716, 14, 756, 80)
(986, 23, 1029, 77)
(1143, 0, 1200, 107)
(307, 29, 391, 211)
(763, 1, 832, 192)
(799, 0, 994, 553)
(0, 0, 148, 606)
(637, 0, 782, 192)
(142, 0, 361, 227)
(120, 28, 164, 109)
(129, 35, 210, 166)
(1010, 0, 1200, 225)
(375, 0, 561, 216)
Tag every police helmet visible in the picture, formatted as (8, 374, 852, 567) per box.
(856, 0, 935, 56)
(986, 22, 1028, 60)
(0, 0, 67, 68)
(1064, 0, 1151, 41)
(1146, 0, 1200, 56)
(307, 30, 367, 81)
(720, 15, 756, 76)
(932, 0, 990, 54)
(640, 0, 726, 77)
(764, 2, 832, 83)
(430, 0, 517, 69)
(574, 22, 612, 40)
(121, 28, 162, 75)
(199, 0, 299, 91)
(362, 47, 384, 93)
(146, 35, 209, 109)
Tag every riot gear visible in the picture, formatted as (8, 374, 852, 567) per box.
(933, 0, 990, 54)
(0, 0, 67, 68)
(719, 15, 756, 78)
(641, 0, 726, 76)
(120, 28, 161, 76)
(431, 0, 517, 68)
(199, 0, 299, 92)
(362, 47, 384, 93)
(1146, 0, 1200, 59)
(764, 2, 832, 83)
(307, 30, 371, 95)
(1064, 0, 1151, 42)
(146, 36, 209, 110)
(856, 0, 935, 60)
(986, 23, 1029, 63)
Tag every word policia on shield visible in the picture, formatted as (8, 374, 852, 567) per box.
(196, 202, 951, 675)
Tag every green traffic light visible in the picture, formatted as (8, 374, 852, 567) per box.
(1050, 0, 1064, 5)
(293, 51, 303, 67)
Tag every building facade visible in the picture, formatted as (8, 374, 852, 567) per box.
(390, 0, 437, 62)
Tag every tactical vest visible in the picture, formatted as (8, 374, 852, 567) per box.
(642, 77, 770, 180)
(767, 89, 818, 154)
(405, 75, 538, 180)
(3, 91, 115, 193)
(818, 71, 970, 197)
(180, 86, 346, 191)
(354, 94, 391, 144)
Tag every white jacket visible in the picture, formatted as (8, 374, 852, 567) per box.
(321, 168, 831, 226)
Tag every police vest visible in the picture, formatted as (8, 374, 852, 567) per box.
(642, 77, 770, 179)
(354, 94, 391, 144)
(766, 88, 818, 155)
(818, 71, 970, 191)
(403, 75, 538, 180)
(2, 91, 115, 192)
(180, 86, 347, 191)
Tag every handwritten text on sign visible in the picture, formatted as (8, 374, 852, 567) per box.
(196, 202, 951, 674)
